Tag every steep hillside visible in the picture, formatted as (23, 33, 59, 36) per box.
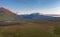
(0, 7, 19, 21)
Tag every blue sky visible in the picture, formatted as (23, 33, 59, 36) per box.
(0, 0, 60, 15)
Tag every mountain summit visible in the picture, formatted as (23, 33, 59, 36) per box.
(0, 7, 18, 21)
(0, 7, 16, 15)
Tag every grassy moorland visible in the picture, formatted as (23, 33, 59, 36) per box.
(0, 20, 60, 37)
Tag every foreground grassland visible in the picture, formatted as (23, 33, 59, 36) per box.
(0, 21, 60, 37)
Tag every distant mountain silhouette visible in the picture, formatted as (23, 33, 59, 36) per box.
(18, 13, 60, 22)
(18, 13, 53, 19)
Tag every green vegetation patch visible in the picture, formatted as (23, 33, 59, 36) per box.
(54, 25, 60, 34)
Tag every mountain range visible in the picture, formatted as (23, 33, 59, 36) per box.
(0, 7, 60, 20)
(18, 13, 60, 19)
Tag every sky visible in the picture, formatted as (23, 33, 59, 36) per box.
(0, 0, 60, 15)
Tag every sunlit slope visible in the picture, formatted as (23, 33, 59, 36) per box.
(0, 7, 19, 21)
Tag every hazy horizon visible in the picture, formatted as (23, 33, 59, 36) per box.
(0, 0, 60, 15)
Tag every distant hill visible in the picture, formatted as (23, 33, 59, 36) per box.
(18, 13, 60, 25)
(18, 13, 53, 19)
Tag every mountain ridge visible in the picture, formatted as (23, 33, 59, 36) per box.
(18, 13, 53, 19)
(0, 7, 19, 21)
(0, 7, 17, 16)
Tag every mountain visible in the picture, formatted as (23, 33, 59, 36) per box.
(0, 7, 16, 15)
(45, 14, 60, 17)
(0, 7, 19, 21)
(18, 13, 53, 19)
(18, 13, 60, 24)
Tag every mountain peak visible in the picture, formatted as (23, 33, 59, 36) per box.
(0, 7, 19, 21)
(0, 7, 4, 9)
(0, 7, 7, 11)
(0, 7, 6, 11)
(0, 7, 16, 15)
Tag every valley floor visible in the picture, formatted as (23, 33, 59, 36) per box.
(0, 20, 60, 37)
